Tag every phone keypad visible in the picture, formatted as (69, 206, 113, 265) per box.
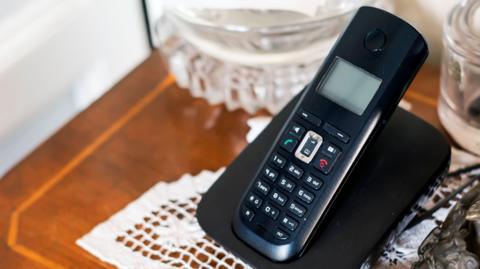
(240, 112, 346, 243)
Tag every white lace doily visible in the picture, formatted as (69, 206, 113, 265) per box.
(77, 114, 480, 268)
(77, 169, 252, 269)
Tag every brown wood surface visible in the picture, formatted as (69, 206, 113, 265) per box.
(0, 52, 444, 268)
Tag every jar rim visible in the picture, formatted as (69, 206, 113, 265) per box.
(444, 0, 480, 60)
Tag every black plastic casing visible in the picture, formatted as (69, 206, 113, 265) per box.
(232, 6, 428, 262)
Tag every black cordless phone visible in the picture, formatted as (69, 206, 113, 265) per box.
(232, 7, 428, 262)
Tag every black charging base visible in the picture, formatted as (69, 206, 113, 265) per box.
(197, 95, 450, 268)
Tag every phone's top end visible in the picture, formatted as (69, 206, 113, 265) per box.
(356, 6, 429, 55)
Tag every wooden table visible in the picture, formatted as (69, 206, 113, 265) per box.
(0, 52, 444, 268)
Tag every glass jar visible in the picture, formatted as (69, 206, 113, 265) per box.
(155, 1, 393, 114)
(438, 0, 480, 154)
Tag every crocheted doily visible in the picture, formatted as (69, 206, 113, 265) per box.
(77, 116, 479, 268)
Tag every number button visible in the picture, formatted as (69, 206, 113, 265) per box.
(286, 163, 303, 179)
(280, 135, 299, 153)
(247, 193, 263, 208)
(241, 206, 255, 221)
(280, 216, 299, 231)
(271, 153, 286, 168)
(262, 203, 280, 220)
(278, 176, 296, 193)
(304, 174, 323, 190)
(262, 166, 278, 182)
(288, 201, 307, 218)
(255, 180, 270, 196)
(269, 190, 288, 206)
(295, 187, 315, 204)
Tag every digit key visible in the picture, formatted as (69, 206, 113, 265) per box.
(262, 166, 278, 182)
(262, 203, 280, 220)
(304, 174, 323, 190)
(278, 176, 296, 193)
(271, 153, 286, 168)
(255, 180, 270, 195)
(269, 190, 288, 206)
(287, 201, 307, 218)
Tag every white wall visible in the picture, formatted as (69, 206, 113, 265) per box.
(0, 0, 150, 177)
(395, 0, 459, 65)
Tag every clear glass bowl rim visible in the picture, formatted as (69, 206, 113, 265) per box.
(167, 0, 380, 35)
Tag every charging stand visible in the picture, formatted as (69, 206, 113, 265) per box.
(197, 95, 450, 268)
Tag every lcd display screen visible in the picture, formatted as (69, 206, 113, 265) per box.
(316, 57, 382, 115)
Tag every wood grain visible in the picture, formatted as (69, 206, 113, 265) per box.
(0, 53, 445, 268)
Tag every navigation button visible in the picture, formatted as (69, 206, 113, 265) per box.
(295, 130, 323, 164)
